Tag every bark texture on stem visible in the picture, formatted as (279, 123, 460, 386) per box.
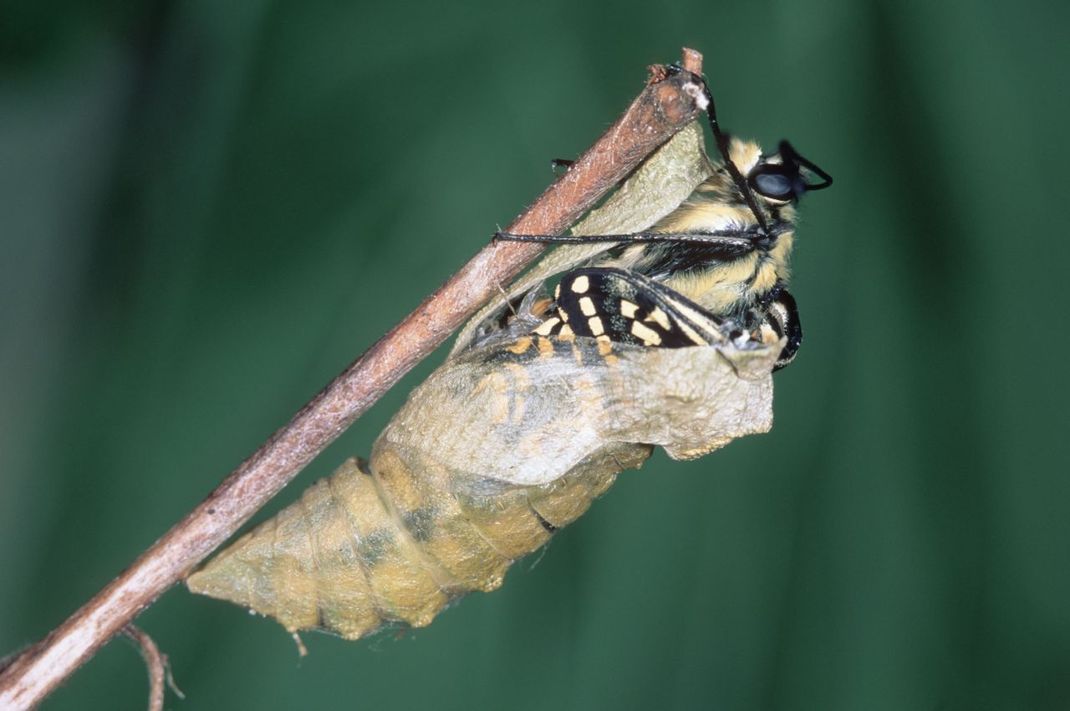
(0, 49, 705, 709)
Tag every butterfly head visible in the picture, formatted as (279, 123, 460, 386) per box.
(746, 140, 833, 205)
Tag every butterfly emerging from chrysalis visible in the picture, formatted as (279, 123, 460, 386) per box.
(188, 62, 831, 645)
(496, 66, 832, 370)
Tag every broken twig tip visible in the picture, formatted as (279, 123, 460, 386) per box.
(647, 48, 703, 88)
(681, 48, 704, 74)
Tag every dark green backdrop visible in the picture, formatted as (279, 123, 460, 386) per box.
(3, 1, 1068, 709)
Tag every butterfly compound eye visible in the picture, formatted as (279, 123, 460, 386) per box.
(751, 171, 796, 200)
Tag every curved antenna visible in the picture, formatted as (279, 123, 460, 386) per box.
(668, 65, 772, 236)
(779, 140, 833, 191)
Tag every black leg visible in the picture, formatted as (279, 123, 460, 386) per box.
(763, 287, 802, 370)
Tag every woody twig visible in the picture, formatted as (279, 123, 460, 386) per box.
(0, 48, 705, 709)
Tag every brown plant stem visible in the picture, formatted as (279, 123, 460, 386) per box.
(0, 49, 705, 709)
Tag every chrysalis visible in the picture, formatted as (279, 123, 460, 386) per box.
(187, 75, 829, 639)
(186, 333, 778, 638)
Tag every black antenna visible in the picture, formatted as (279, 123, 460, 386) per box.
(668, 65, 771, 236)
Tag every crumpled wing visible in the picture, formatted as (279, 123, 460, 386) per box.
(451, 121, 714, 355)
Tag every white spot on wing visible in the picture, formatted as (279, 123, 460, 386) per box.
(630, 321, 662, 346)
(534, 317, 560, 335)
(647, 307, 671, 330)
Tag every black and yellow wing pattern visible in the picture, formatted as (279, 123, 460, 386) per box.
(535, 267, 724, 348)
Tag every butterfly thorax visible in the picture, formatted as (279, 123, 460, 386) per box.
(482, 135, 825, 369)
(592, 140, 800, 320)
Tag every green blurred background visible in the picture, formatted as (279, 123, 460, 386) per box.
(2, 1, 1068, 709)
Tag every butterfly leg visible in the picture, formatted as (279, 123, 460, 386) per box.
(757, 284, 802, 370)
